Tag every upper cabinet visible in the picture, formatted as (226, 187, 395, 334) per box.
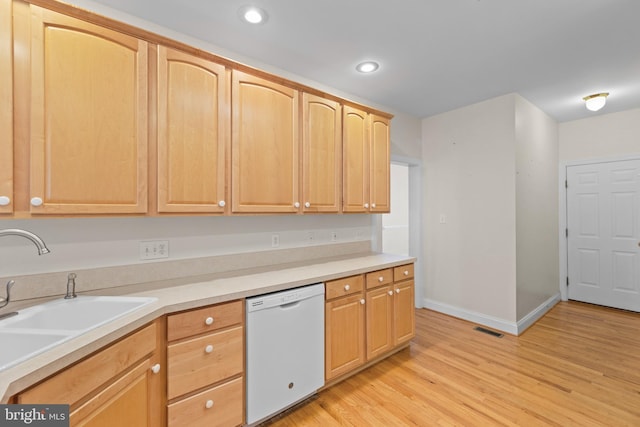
(370, 114, 390, 213)
(0, 0, 12, 214)
(231, 70, 299, 213)
(342, 107, 390, 213)
(26, 6, 148, 214)
(157, 46, 229, 213)
(301, 94, 342, 213)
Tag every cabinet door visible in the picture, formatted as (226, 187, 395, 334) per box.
(342, 106, 369, 212)
(232, 70, 299, 213)
(325, 293, 365, 380)
(394, 279, 415, 345)
(157, 46, 228, 213)
(370, 114, 390, 213)
(0, 0, 12, 213)
(28, 6, 148, 214)
(71, 358, 160, 427)
(301, 93, 341, 213)
(366, 285, 393, 360)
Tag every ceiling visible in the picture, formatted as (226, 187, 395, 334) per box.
(82, 0, 640, 122)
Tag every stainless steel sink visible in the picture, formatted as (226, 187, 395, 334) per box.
(0, 295, 157, 371)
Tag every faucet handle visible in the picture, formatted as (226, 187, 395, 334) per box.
(65, 273, 77, 299)
(0, 280, 15, 309)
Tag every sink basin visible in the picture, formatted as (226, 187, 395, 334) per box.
(0, 295, 157, 371)
(1, 296, 157, 332)
(0, 330, 70, 371)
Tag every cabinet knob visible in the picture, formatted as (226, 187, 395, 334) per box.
(388, 290, 393, 296)
(404, 270, 409, 276)
(150, 364, 161, 374)
(30, 197, 43, 207)
(304, 202, 311, 208)
(344, 284, 350, 291)
(364, 203, 369, 209)
(205, 316, 214, 326)
(378, 276, 384, 282)
(294, 202, 300, 208)
(218, 200, 226, 207)
(360, 299, 365, 305)
(372, 203, 376, 208)
(396, 288, 401, 294)
(205, 344, 214, 354)
(0, 196, 9, 206)
(205, 400, 214, 409)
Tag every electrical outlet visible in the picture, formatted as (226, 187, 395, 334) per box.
(271, 234, 280, 248)
(140, 240, 169, 260)
(331, 231, 338, 242)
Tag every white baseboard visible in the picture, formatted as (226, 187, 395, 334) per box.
(516, 293, 561, 334)
(422, 293, 561, 336)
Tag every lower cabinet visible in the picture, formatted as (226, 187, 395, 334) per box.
(15, 321, 164, 427)
(325, 263, 415, 382)
(166, 299, 244, 427)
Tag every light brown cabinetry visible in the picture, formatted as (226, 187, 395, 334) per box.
(231, 70, 299, 213)
(166, 299, 244, 427)
(342, 107, 390, 213)
(0, 0, 12, 214)
(301, 93, 342, 213)
(325, 275, 365, 381)
(23, 5, 148, 214)
(325, 264, 415, 382)
(16, 321, 164, 427)
(157, 46, 229, 213)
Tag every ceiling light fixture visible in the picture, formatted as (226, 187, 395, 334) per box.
(582, 92, 609, 112)
(356, 61, 380, 73)
(239, 6, 268, 24)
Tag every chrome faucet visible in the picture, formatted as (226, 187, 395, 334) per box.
(0, 228, 50, 319)
(0, 228, 50, 255)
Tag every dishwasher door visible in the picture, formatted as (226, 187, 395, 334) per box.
(246, 283, 325, 425)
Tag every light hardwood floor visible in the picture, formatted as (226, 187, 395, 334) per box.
(265, 302, 640, 426)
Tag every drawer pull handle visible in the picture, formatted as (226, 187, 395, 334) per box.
(388, 290, 393, 296)
(205, 399, 214, 409)
(218, 200, 226, 207)
(205, 344, 214, 354)
(30, 197, 43, 207)
(396, 288, 401, 294)
(150, 364, 161, 374)
(404, 270, 409, 276)
(372, 203, 376, 208)
(205, 317, 214, 326)
(364, 203, 369, 209)
(344, 284, 350, 291)
(305, 202, 311, 208)
(360, 299, 365, 305)
(294, 202, 300, 208)
(378, 276, 384, 282)
(0, 196, 10, 206)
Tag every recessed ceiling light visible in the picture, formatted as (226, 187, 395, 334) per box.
(239, 6, 268, 24)
(356, 61, 380, 73)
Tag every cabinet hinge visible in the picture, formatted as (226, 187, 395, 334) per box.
(565, 180, 568, 189)
(566, 276, 569, 286)
(565, 228, 568, 238)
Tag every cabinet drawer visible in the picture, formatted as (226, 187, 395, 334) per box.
(393, 264, 414, 281)
(365, 268, 393, 289)
(168, 376, 243, 427)
(325, 275, 364, 300)
(17, 323, 157, 406)
(168, 299, 243, 341)
(167, 326, 243, 400)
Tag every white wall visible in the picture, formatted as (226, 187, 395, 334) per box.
(559, 108, 640, 162)
(423, 94, 518, 323)
(514, 96, 559, 319)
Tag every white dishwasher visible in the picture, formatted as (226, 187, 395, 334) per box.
(246, 283, 325, 425)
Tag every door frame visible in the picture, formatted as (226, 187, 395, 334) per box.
(559, 154, 640, 301)
(373, 155, 423, 308)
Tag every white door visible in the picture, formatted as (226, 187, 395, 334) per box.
(382, 163, 409, 255)
(566, 159, 640, 311)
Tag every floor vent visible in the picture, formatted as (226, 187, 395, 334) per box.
(474, 326, 504, 338)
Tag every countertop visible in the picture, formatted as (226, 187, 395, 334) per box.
(0, 252, 415, 402)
